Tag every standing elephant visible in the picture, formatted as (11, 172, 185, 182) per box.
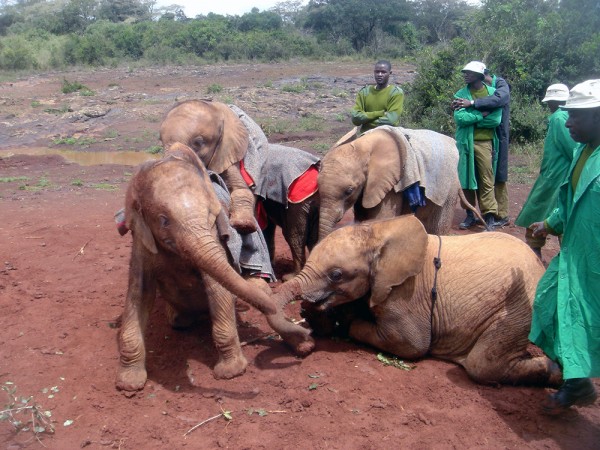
(318, 126, 482, 240)
(116, 143, 313, 391)
(273, 215, 562, 386)
(160, 100, 320, 279)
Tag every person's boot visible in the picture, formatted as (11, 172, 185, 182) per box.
(484, 213, 496, 231)
(459, 210, 478, 230)
(542, 378, 598, 415)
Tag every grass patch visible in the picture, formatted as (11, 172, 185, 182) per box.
(207, 83, 223, 94)
(52, 136, 97, 148)
(61, 78, 93, 96)
(260, 118, 294, 136)
(312, 142, 330, 153)
(282, 82, 307, 93)
(44, 104, 70, 115)
(71, 179, 84, 186)
(299, 115, 325, 132)
(30, 100, 42, 108)
(509, 141, 543, 184)
(0, 176, 29, 183)
(91, 183, 118, 191)
(19, 176, 51, 191)
(145, 145, 163, 154)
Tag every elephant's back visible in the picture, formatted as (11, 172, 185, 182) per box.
(431, 232, 545, 299)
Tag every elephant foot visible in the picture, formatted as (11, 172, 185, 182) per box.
(213, 355, 248, 379)
(229, 189, 258, 234)
(116, 365, 147, 391)
(281, 327, 315, 356)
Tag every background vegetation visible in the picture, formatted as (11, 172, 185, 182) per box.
(0, 0, 599, 144)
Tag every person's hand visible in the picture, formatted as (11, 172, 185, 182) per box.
(481, 110, 490, 117)
(529, 221, 548, 238)
(452, 98, 473, 110)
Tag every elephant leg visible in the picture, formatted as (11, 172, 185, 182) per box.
(282, 202, 310, 281)
(414, 191, 456, 235)
(116, 250, 157, 391)
(223, 165, 257, 234)
(262, 220, 277, 263)
(463, 337, 563, 386)
(349, 313, 430, 360)
(203, 273, 248, 379)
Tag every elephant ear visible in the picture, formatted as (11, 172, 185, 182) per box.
(126, 204, 158, 255)
(362, 131, 405, 209)
(368, 216, 428, 308)
(209, 102, 249, 173)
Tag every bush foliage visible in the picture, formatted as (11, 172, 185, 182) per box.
(0, 0, 598, 144)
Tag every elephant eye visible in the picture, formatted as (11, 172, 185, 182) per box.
(159, 214, 170, 228)
(193, 137, 205, 148)
(344, 186, 354, 196)
(328, 269, 343, 283)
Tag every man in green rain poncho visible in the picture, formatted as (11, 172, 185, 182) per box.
(529, 79, 600, 415)
(351, 60, 404, 135)
(515, 84, 577, 259)
(452, 61, 503, 230)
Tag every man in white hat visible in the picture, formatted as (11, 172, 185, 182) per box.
(452, 61, 503, 230)
(514, 83, 577, 259)
(529, 79, 600, 414)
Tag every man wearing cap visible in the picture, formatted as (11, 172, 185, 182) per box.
(515, 83, 576, 259)
(452, 61, 503, 230)
(528, 79, 600, 414)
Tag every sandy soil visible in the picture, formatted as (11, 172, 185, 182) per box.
(0, 62, 597, 449)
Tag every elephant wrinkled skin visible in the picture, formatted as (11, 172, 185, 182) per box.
(116, 143, 313, 391)
(274, 215, 562, 386)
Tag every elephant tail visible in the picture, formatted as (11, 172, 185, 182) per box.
(458, 189, 489, 231)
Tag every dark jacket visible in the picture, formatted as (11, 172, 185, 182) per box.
(473, 75, 510, 183)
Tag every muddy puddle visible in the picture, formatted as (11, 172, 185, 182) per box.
(0, 147, 160, 166)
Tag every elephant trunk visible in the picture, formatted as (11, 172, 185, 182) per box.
(180, 224, 276, 315)
(272, 266, 317, 309)
(318, 207, 341, 242)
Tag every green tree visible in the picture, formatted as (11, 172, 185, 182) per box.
(304, 0, 412, 52)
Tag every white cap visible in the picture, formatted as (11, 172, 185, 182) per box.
(542, 84, 569, 102)
(562, 79, 600, 109)
(461, 61, 486, 75)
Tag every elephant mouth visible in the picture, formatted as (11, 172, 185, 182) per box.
(305, 292, 336, 311)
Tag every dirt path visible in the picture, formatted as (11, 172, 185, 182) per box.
(0, 63, 597, 449)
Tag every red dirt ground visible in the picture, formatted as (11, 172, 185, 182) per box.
(1, 63, 598, 449)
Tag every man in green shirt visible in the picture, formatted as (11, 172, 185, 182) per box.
(528, 79, 600, 415)
(452, 61, 503, 230)
(351, 60, 404, 135)
(514, 83, 576, 259)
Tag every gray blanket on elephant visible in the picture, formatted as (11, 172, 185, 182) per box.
(369, 126, 459, 207)
(228, 105, 320, 206)
(209, 171, 275, 282)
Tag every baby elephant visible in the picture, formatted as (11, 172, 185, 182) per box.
(116, 143, 313, 391)
(273, 215, 562, 387)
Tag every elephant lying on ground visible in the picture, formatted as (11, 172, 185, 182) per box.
(160, 100, 320, 279)
(318, 126, 485, 240)
(116, 143, 313, 391)
(273, 215, 562, 386)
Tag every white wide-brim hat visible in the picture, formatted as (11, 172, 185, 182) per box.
(562, 79, 600, 109)
(461, 61, 486, 75)
(542, 83, 569, 102)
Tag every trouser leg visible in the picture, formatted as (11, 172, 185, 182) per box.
(495, 182, 509, 218)
(473, 140, 497, 216)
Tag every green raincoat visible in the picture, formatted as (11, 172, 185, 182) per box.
(515, 110, 577, 227)
(529, 143, 600, 378)
(453, 85, 502, 190)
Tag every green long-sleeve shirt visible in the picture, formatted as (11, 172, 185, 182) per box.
(351, 85, 404, 134)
